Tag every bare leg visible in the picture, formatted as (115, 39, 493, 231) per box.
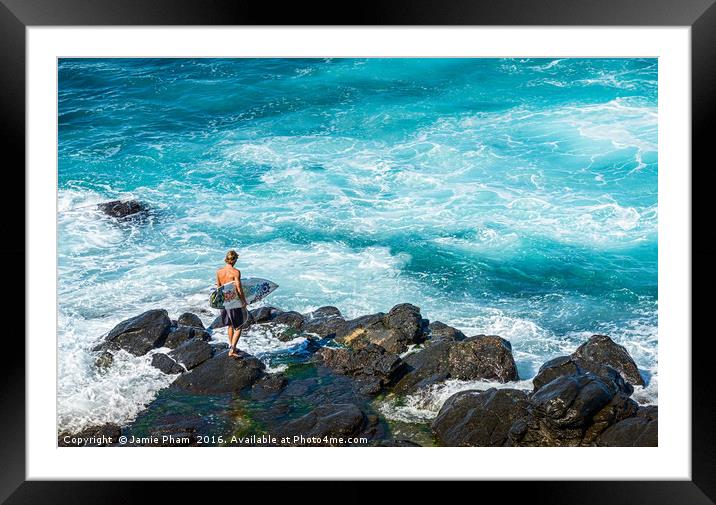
(229, 329, 242, 356)
(227, 327, 236, 356)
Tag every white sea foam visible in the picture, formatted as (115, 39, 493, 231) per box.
(378, 378, 535, 424)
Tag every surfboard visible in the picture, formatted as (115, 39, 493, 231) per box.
(210, 277, 278, 309)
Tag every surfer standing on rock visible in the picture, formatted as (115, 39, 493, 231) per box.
(216, 250, 249, 359)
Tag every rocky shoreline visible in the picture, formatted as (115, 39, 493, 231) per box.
(59, 303, 656, 447)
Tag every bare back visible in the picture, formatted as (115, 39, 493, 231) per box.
(216, 265, 240, 287)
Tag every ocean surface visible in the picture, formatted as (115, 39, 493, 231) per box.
(58, 58, 658, 432)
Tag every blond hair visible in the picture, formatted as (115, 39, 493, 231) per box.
(224, 249, 239, 266)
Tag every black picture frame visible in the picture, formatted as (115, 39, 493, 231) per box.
(2, 0, 714, 503)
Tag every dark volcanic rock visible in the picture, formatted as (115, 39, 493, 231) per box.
(572, 335, 645, 386)
(94, 309, 172, 356)
(171, 352, 265, 394)
(151, 353, 184, 374)
(448, 335, 519, 382)
(316, 343, 406, 395)
(335, 303, 427, 354)
(177, 312, 204, 329)
(97, 199, 148, 220)
(582, 392, 639, 445)
(595, 406, 658, 447)
(273, 311, 305, 329)
(533, 355, 633, 396)
(432, 388, 529, 446)
(168, 338, 213, 370)
(58, 423, 122, 447)
(251, 373, 288, 400)
(275, 403, 370, 445)
(250, 306, 281, 324)
(164, 325, 208, 349)
(383, 303, 427, 344)
(302, 306, 347, 338)
(393, 335, 519, 395)
(271, 311, 306, 341)
(425, 321, 466, 344)
(507, 372, 617, 447)
(392, 341, 452, 395)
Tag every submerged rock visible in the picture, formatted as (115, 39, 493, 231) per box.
(316, 343, 406, 395)
(251, 373, 288, 400)
(335, 303, 428, 354)
(97, 199, 148, 220)
(171, 351, 264, 394)
(393, 335, 519, 395)
(432, 388, 529, 446)
(94, 309, 172, 356)
(275, 403, 374, 445)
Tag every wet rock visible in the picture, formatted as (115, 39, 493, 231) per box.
(97, 199, 148, 220)
(507, 372, 615, 447)
(302, 306, 347, 338)
(168, 338, 213, 370)
(171, 351, 264, 394)
(316, 343, 406, 395)
(275, 403, 369, 445)
(208, 316, 223, 329)
(335, 304, 428, 354)
(533, 355, 633, 396)
(58, 423, 122, 447)
(151, 353, 184, 374)
(582, 392, 639, 445)
(177, 312, 204, 329)
(573, 335, 645, 386)
(448, 335, 519, 382)
(596, 406, 657, 447)
(250, 306, 281, 324)
(94, 350, 114, 371)
(432, 389, 529, 446)
(210, 341, 230, 352)
(273, 311, 305, 329)
(164, 325, 203, 349)
(393, 335, 519, 395)
(309, 306, 342, 319)
(94, 309, 172, 356)
(251, 373, 288, 400)
(425, 321, 466, 345)
(392, 341, 452, 395)
(383, 303, 427, 344)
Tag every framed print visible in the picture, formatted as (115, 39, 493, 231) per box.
(2, 0, 715, 503)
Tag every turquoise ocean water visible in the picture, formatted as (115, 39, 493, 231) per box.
(58, 58, 657, 431)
